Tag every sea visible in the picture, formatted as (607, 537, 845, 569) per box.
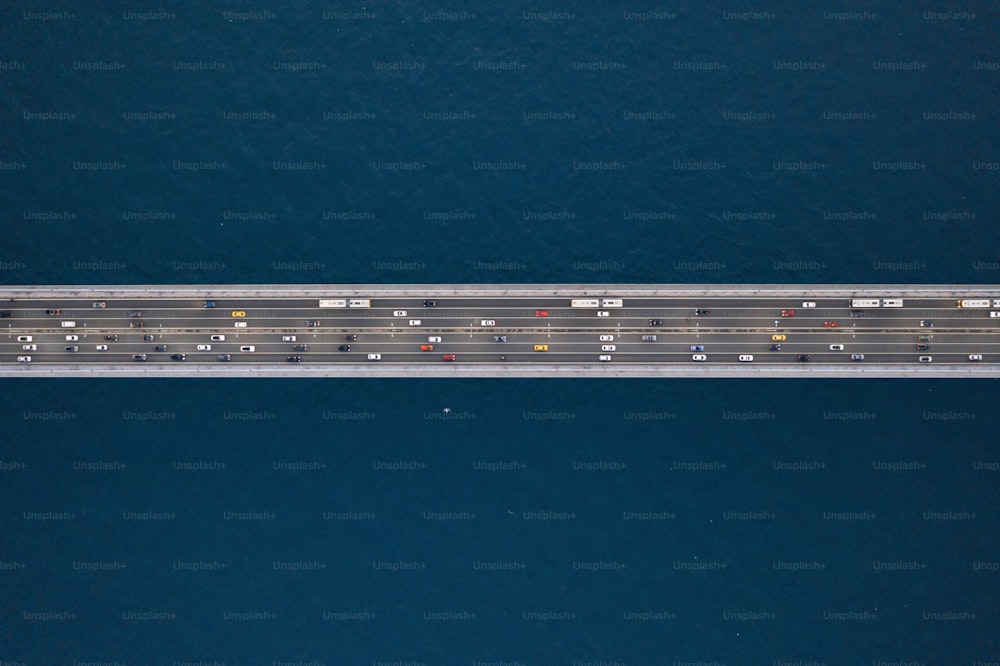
(1, 2, 997, 663)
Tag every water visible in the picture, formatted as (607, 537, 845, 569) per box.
(1, 2, 997, 662)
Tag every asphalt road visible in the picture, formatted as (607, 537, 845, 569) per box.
(3, 293, 998, 367)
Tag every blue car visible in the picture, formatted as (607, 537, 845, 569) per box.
(690, 345, 704, 352)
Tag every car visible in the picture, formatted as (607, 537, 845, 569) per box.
(203, 301, 216, 308)
(367, 353, 381, 361)
(293, 345, 309, 352)
(919, 356, 932, 363)
(95, 345, 108, 351)
(493, 336, 507, 342)
(802, 302, 816, 308)
(769, 344, 781, 351)
(234, 321, 248, 328)
(918, 335, 933, 341)
(345, 334, 358, 341)
(231, 311, 246, 318)
(155, 345, 168, 352)
(533, 344, 549, 352)
(851, 354, 865, 361)
(427, 336, 442, 343)
(17, 335, 32, 342)
(132, 354, 146, 361)
(129, 311, 143, 318)
(170, 354, 186, 361)
(282, 335, 297, 342)
(695, 309, 710, 315)
(142, 334, 155, 342)
(442, 354, 456, 361)
(480, 320, 496, 326)
(599, 335, 614, 342)
(690, 345, 705, 352)
(65, 334, 79, 341)
(771, 334, 786, 341)
(217, 354, 231, 362)
(420, 344, 434, 351)
(829, 344, 844, 351)
(211, 335, 226, 342)
(240, 346, 255, 352)
(60, 321, 76, 328)
(824, 321, 838, 328)
(22, 344, 36, 351)
(597, 311, 610, 317)
(197, 345, 211, 351)
(642, 335, 657, 342)
(601, 345, 616, 352)
(692, 354, 707, 362)
(781, 310, 794, 317)
(17, 356, 31, 363)
(916, 344, 929, 351)
(796, 354, 811, 362)
(408, 320, 421, 326)
(104, 335, 118, 342)
(919, 320, 933, 327)
(849, 311, 865, 317)
(306, 320, 320, 327)
(92, 301, 106, 308)
(738, 355, 753, 362)
(0, 311, 12, 318)
(45, 309, 60, 315)
(423, 300, 437, 307)
(393, 310, 407, 317)
(649, 319, 663, 326)
(338, 345, 352, 352)
(129, 322, 143, 328)
(535, 310, 549, 317)
(597, 354, 613, 362)
(286, 356, 302, 363)
(991, 312, 1000, 318)
(968, 354, 983, 361)
(64, 345, 78, 352)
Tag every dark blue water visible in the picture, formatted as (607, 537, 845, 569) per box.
(1, 2, 998, 663)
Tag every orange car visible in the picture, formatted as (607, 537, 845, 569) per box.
(421, 344, 434, 351)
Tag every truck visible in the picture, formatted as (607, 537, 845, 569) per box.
(849, 299, 881, 308)
(570, 299, 601, 308)
(957, 299, 991, 308)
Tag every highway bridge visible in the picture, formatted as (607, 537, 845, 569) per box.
(1, 284, 998, 377)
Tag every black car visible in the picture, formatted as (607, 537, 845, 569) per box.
(104, 334, 119, 341)
(203, 301, 216, 308)
(344, 334, 358, 341)
(338, 345, 351, 352)
(849, 310, 865, 317)
(217, 354, 231, 362)
(649, 319, 663, 326)
(129, 311, 143, 318)
(493, 335, 507, 342)
(769, 344, 781, 351)
(170, 354, 186, 361)
(695, 309, 711, 316)
(796, 354, 810, 362)
(46, 309, 60, 316)
(423, 300, 437, 307)
(65, 345, 79, 352)
(306, 320, 320, 327)
(916, 344, 929, 351)
(142, 334, 155, 342)
(0, 311, 12, 318)
(129, 321, 144, 328)
(155, 345, 168, 352)
(292, 344, 309, 352)
(286, 355, 302, 363)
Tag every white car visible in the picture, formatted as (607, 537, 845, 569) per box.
(211, 335, 226, 341)
(197, 344, 212, 351)
(598, 355, 612, 362)
(480, 320, 495, 326)
(234, 321, 248, 328)
(601, 345, 616, 352)
(427, 336, 442, 343)
(409, 320, 421, 326)
(22, 344, 37, 351)
(918, 356, 932, 363)
(367, 353, 381, 361)
(597, 311, 609, 317)
(17, 335, 32, 342)
(240, 345, 255, 352)
(802, 302, 816, 308)
(829, 344, 844, 351)
(991, 311, 1000, 318)
(282, 335, 296, 342)
(65, 335, 79, 341)
(599, 335, 614, 342)
(738, 354, 754, 362)
(692, 354, 707, 362)
(968, 354, 982, 361)
(393, 310, 407, 317)
(17, 356, 31, 363)
(96, 345, 108, 351)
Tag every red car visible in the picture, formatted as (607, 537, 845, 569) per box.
(781, 310, 795, 317)
(535, 310, 549, 317)
(442, 354, 456, 361)
(421, 344, 434, 351)
(824, 321, 838, 328)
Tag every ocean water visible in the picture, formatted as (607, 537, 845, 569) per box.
(1, 2, 998, 663)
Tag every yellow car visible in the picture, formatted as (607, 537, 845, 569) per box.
(533, 344, 549, 352)
(231, 310, 247, 318)
(771, 334, 786, 341)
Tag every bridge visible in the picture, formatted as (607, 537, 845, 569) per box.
(1, 284, 998, 377)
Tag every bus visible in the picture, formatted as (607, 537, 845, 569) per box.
(850, 299, 881, 308)
(319, 299, 347, 308)
(600, 299, 623, 308)
(881, 299, 904, 307)
(571, 299, 601, 308)
(957, 299, 991, 308)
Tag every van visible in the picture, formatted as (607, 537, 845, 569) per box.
(393, 310, 407, 317)
(234, 321, 248, 328)
(991, 312, 1000, 318)
(642, 335, 657, 342)
(61, 321, 76, 328)
(409, 320, 421, 326)
(738, 355, 753, 362)
(851, 354, 865, 361)
(240, 346, 255, 352)
(22, 344, 36, 351)
(17, 356, 31, 363)
(802, 302, 816, 308)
